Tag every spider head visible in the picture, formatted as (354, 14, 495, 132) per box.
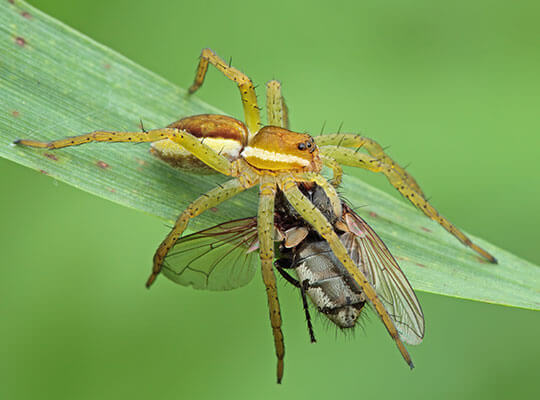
(241, 126, 322, 173)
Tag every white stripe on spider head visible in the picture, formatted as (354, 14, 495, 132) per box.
(241, 146, 309, 166)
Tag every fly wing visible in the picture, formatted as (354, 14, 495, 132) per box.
(162, 218, 260, 291)
(342, 207, 425, 345)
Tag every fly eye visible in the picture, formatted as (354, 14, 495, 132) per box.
(297, 142, 306, 150)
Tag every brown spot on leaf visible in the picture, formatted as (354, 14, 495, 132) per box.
(210, 207, 219, 213)
(12, 110, 20, 118)
(421, 226, 432, 233)
(415, 262, 427, 268)
(476, 257, 487, 264)
(44, 153, 58, 161)
(40, 169, 49, 175)
(104, 63, 111, 69)
(135, 158, 147, 166)
(15, 36, 26, 47)
(8, 0, 15, 4)
(96, 160, 110, 169)
(369, 211, 378, 218)
(21, 11, 32, 19)
(109, 188, 116, 193)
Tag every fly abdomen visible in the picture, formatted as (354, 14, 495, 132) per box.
(294, 240, 366, 328)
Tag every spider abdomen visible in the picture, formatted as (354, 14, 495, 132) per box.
(151, 114, 247, 172)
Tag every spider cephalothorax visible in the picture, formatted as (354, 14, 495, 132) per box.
(241, 126, 321, 173)
(15, 48, 497, 383)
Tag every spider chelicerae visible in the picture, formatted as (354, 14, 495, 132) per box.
(15, 48, 497, 383)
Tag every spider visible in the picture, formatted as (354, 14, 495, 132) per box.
(15, 48, 497, 383)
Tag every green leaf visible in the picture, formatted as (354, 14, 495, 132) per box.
(1, 1, 538, 310)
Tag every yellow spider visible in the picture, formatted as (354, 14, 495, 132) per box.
(15, 48, 497, 383)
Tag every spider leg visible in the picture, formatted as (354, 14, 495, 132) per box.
(319, 144, 497, 263)
(13, 129, 170, 149)
(266, 80, 289, 129)
(146, 178, 248, 287)
(316, 134, 424, 196)
(279, 175, 414, 369)
(320, 154, 343, 187)
(15, 128, 234, 177)
(165, 129, 233, 176)
(189, 48, 261, 135)
(258, 176, 285, 384)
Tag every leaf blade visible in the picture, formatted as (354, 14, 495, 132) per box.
(1, 0, 538, 310)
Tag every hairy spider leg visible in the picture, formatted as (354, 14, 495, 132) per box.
(146, 178, 248, 287)
(14, 129, 168, 149)
(278, 175, 414, 368)
(189, 48, 261, 135)
(320, 154, 344, 187)
(14, 128, 234, 176)
(316, 134, 425, 196)
(258, 176, 285, 383)
(319, 144, 497, 263)
(265, 81, 321, 347)
(266, 80, 289, 129)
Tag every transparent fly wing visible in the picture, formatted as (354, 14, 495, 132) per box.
(162, 218, 260, 291)
(342, 206, 425, 345)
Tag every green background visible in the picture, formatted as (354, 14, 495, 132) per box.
(1, 0, 539, 399)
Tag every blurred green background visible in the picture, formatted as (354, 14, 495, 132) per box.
(1, 0, 539, 399)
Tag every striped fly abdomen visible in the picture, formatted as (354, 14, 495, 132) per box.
(294, 239, 366, 328)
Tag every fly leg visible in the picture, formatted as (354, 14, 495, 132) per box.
(189, 48, 261, 135)
(275, 259, 317, 343)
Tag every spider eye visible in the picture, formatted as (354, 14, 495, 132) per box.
(297, 143, 306, 150)
(306, 142, 312, 148)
